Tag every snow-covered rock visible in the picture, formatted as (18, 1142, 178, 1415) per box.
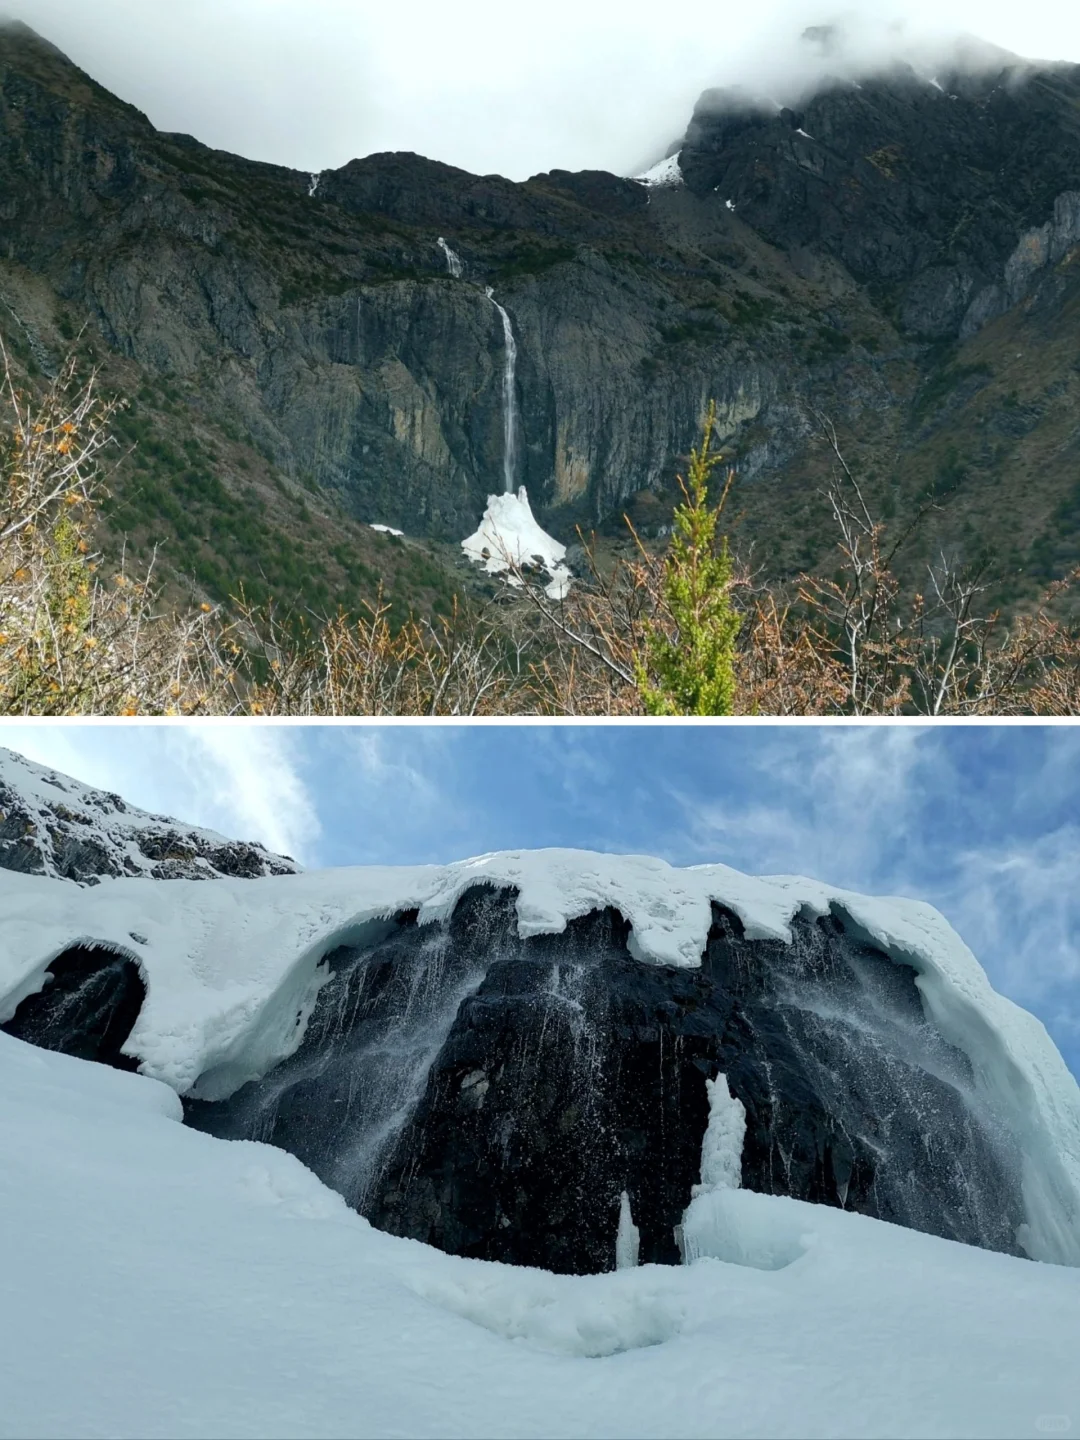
(461, 488, 572, 599)
(0, 748, 300, 884)
(0, 843, 1079, 1268)
(632, 151, 684, 188)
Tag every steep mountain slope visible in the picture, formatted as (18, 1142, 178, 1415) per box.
(0, 747, 299, 881)
(2, 20, 1080, 610)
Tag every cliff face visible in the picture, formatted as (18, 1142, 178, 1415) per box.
(5, 881, 1024, 1275)
(3, 21, 1080, 598)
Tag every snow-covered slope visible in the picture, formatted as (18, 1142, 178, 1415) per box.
(0, 748, 300, 883)
(1, 847, 1079, 1266)
(461, 488, 572, 599)
(632, 151, 684, 188)
(1, 1028, 1077, 1440)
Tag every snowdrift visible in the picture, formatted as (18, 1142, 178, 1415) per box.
(461, 488, 572, 599)
(1, 1027, 1078, 1440)
(1, 848, 1079, 1266)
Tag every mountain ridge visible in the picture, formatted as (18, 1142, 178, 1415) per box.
(0, 747, 299, 882)
(2, 20, 1080, 615)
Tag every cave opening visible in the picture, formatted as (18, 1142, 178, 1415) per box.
(1, 945, 146, 1072)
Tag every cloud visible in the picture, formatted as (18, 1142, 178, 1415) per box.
(13, 0, 1080, 180)
(672, 725, 939, 889)
(0, 724, 320, 863)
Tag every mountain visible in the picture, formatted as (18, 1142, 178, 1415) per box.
(0, 747, 299, 881)
(4, 21, 1080, 615)
(1, 753, 1078, 1278)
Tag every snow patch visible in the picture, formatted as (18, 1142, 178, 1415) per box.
(633, 152, 683, 188)
(369, 524, 404, 538)
(461, 489, 572, 600)
(411, 1267, 682, 1358)
(684, 1187, 823, 1271)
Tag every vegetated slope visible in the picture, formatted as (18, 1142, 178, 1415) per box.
(2, 19, 1080, 617)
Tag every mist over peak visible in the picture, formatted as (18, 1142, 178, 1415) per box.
(684, 15, 1030, 129)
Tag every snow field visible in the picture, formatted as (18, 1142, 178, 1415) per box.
(1, 1030, 1078, 1440)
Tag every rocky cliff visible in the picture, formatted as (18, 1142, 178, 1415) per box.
(3, 20, 1080, 606)
(0, 747, 299, 882)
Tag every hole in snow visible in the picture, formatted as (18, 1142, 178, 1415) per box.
(1, 945, 145, 1072)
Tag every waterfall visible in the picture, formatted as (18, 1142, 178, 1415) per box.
(183, 921, 493, 1214)
(486, 287, 519, 493)
(308, 172, 323, 199)
(437, 238, 464, 278)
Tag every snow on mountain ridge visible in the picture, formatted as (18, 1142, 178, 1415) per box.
(0, 747, 300, 884)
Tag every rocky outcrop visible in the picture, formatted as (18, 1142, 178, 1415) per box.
(0, 747, 299, 883)
(679, 64, 1080, 340)
(183, 885, 1023, 1275)
(0, 758, 1034, 1275)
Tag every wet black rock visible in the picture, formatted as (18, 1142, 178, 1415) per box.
(184, 885, 1024, 1275)
(1, 944, 145, 1071)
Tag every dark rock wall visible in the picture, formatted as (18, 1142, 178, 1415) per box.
(184, 885, 1025, 1274)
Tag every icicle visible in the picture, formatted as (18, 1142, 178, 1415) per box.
(693, 1073, 746, 1197)
(615, 1190, 640, 1269)
(485, 288, 519, 493)
(437, 238, 464, 278)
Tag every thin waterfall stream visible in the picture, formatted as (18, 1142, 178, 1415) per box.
(485, 287, 519, 493)
(436, 238, 464, 278)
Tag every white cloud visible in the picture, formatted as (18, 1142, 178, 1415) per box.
(0, 724, 320, 863)
(13, 0, 1080, 180)
(941, 826, 1080, 1007)
(675, 726, 937, 890)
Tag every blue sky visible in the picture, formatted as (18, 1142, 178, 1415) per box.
(5, 722, 1080, 1078)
